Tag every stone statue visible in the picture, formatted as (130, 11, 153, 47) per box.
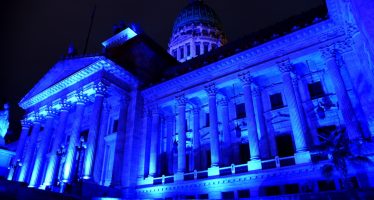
(0, 103, 10, 145)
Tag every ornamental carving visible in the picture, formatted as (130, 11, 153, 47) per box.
(277, 59, 294, 73)
(252, 86, 261, 97)
(46, 106, 59, 118)
(94, 81, 109, 96)
(175, 94, 188, 106)
(320, 39, 353, 60)
(33, 113, 44, 123)
(20, 119, 32, 128)
(204, 83, 217, 96)
(345, 22, 359, 37)
(60, 99, 72, 112)
(238, 72, 253, 86)
(75, 90, 90, 104)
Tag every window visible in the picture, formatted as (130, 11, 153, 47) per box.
(195, 42, 201, 55)
(264, 186, 281, 196)
(270, 93, 284, 110)
(222, 191, 235, 199)
(112, 119, 119, 133)
(285, 184, 299, 194)
(318, 180, 336, 191)
(172, 49, 177, 58)
(236, 103, 246, 119)
(199, 194, 208, 199)
(203, 42, 209, 53)
(238, 189, 250, 198)
(179, 46, 184, 59)
(308, 81, 325, 99)
(211, 44, 217, 50)
(80, 130, 89, 141)
(205, 113, 210, 127)
(186, 44, 191, 57)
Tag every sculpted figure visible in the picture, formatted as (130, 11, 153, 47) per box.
(0, 103, 10, 145)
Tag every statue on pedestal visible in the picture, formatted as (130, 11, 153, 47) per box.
(0, 103, 9, 146)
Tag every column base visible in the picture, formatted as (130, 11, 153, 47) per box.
(208, 166, 220, 177)
(174, 172, 184, 181)
(294, 151, 311, 164)
(248, 159, 262, 171)
(143, 176, 154, 185)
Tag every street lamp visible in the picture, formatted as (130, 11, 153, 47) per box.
(74, 136, 86, 183)
(8, 159, 22, 181)
(54, 144, 66, 189)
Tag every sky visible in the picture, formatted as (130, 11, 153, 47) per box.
(0, 0, 324, 142)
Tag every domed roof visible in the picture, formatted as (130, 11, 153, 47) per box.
(172, 0, 223, 34)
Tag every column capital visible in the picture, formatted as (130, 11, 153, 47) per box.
(192, 107, 200, 114)
(46, 106, 58, 118)
(176, 94, 188, 106)
(345, 22, 359, 37)
(120, 95, 130, 105)
(32, 113, 44, 124)
(320, 39, 353, 60)
(149, 105, 160, 116)
(94, 81, 109, 96)
(218, 99, 228, 106)
(204, 83, 217, 96)
(20, 119, 32, 128)
(60, 99, 72, 112)
(252, 86, 261, 97)
(238, 72, 253, 87)
(277, 59, 294, 74)
(75, 90, 90, 105)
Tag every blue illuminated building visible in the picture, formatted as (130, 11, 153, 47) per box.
(7, 0, 374, 199)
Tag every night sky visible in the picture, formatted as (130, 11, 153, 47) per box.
(0, 0, 324, 142)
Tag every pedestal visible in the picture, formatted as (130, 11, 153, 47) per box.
(207, 166, 220, 177)
(174, 172, 184, 181)
(248, 159, 262, 171)
(294, 151, 311, 164)
(143, 176, 154, 185)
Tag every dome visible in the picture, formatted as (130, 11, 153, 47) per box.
(172, 0, 223, 34)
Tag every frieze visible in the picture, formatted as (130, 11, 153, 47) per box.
(143, 20, 337, 101)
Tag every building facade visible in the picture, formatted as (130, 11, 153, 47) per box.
(7, 0, 374, 199)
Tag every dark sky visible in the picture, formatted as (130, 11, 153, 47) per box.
(0, 0, 324, 141)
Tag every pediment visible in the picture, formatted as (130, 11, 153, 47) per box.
(20, 56, 102, 105)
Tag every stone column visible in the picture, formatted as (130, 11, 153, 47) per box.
(111, 97, 130, 186)
(82, 81, 107, 180)
(253, 86, 271, 159)
(148, 107, 160, 177)
(176, 95, 187, 176)
(8, 119, 31, 181)
(278, 59, 310, 164)
(320, 44, 362, 140)
(93, 101, 110, 183)
(42, 101, 71, 187)
(204, 83, 220, 176)
(137, 108, 149, 183)
(18, 114, 42, 182)
(61, 92, 88, 182)
(166, 116, 174, 174)
(238, 73, 261, 170)
(219, 99, 232, 166)
(29, 107, 57, 188)
(192, 108, 201, 170)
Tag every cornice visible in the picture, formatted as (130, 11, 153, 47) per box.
(19, 58, 138, 109)
(142, 20, 341, 102)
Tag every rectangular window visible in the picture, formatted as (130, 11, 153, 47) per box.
(270, 93, 284, 110)
(195, 42, 201, 55)
(186, 44, 191, 57)
(264, 186, 281, 196)
(203, 42, 209, 53)
(179, 47, 184, 59)
(308, 81, 325, 99)
(80, 130, 89, 141)
(285, 184, 300, 194)
(205, 113, 210, 127)
(112, 119, 119, 133)
(238, 189, 250, 198)
(235, 103, 246, 119)
(318, 180, 336, 191)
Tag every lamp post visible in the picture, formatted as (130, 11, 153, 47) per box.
(74, 136, 87, 183)
(53, 144, 66, 191)
(8, 159, 22, 181)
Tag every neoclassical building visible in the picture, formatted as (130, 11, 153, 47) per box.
(7, 0, 374, 199)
